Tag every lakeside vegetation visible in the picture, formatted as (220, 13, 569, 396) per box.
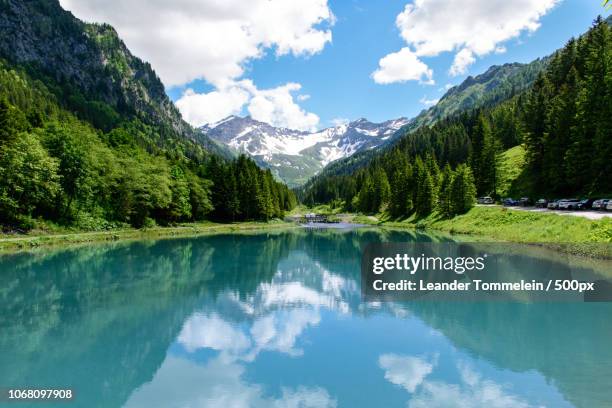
(349, 206, 612, 258)
(0, 220, 297, 252)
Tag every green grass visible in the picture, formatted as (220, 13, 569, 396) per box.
(498, 145, 527, 197)
(424, 207, 611, 242)
(0, 220, 297, 252)
(376, 206, 611, 258)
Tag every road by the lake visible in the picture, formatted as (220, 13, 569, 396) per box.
(479, 205, 611, 220)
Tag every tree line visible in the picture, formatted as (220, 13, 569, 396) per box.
(300, 17, 611, 216)
(206, 155, 297, 222)
(0, 61, 296, 231)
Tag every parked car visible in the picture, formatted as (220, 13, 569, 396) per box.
(548, 200, 560, 209)
(558, 199, 581, 210)
(535, 199, 548, 208)
(606, 201, 612, 211)
(477, 196, 494, 205)
(518, 197, 532, 206)
(592, 199, 611, 210)
(503, 198, 518, 206)
(577, 199, 595, 210)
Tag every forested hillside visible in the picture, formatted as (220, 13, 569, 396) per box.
(310, 54, 548, 184)
(0, 0, 295, 230)
(301, 17, 611, 219)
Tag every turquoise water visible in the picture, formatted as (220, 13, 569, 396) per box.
(1, 228, 611, 408)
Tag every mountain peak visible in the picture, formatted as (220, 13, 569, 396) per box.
(202, 115, 408, 186)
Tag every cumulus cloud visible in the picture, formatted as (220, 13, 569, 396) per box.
(124, 355, 337, 408)
(378, 354, 436, 393)
(176, 81, 320, 131)
(177, 308, 321, 362)
(175, 87, 250, 128)
(60, 0, 331, 130)
(373, 0, 558, 83)
(248, 83, 320, 131)
(178, 313, 251, 354)
(372, 48, 434, 85)
(450, 49, 477, 77)
(60, 0, 334, 87)
(408, 362, 534, 408)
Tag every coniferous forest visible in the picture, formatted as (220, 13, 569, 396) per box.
(300, 17, 612, 218)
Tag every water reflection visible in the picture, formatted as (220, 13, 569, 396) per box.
(0, 228, 610, 407)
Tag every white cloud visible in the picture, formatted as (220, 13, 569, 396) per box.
(177, 308, 321, 362)
(175, 87, 250, 128)
(450, 49, 476, 76)
(249, 308, 321, 357)
(178, 313, 251, 354)
(372, 47, 434, 85)
(248, 83, 320, 131)
(408, 362, 534, 408)
(378, 354, 436, 393)
(374, 0, 558, 83)
(176, 81, 320, 131)
(297, 94, 311, 101)
(419, 97, 439, 107)
(124, 355, 337, 408)
(60, 0, 334, 87)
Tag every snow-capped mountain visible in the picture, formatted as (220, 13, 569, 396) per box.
(201, 116, 410, 186)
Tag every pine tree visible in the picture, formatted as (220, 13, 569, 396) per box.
(437, 164, 454, 218)
(372, 167, 391, 211)
(450, 164, 476, 215)
(414, 157, 435, 216)
(258, 173, 274, 221)
(225, 168, 240, 221)
(523, 74, 552, 190)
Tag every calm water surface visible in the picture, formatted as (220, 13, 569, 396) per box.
(1, 228, 611, 408)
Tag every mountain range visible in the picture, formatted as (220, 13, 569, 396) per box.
(201, 116, 409, 186)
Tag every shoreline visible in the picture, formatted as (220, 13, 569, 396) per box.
(1, 207, 610, 260)
(0, 221, 299, 253)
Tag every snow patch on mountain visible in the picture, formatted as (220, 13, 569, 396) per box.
(201, 116, 409, 186)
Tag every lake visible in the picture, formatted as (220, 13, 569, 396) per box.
(1, 227, 611, 408)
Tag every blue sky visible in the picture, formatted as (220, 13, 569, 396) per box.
(62, 0, 608, 130)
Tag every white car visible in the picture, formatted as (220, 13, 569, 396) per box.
(593, 199, 610, 210)
(557, 199, 580, 210)
(606, 201, 612, 211)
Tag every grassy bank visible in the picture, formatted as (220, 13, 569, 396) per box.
(0, 220, 296, 252)
(352, 206, 612, 258)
